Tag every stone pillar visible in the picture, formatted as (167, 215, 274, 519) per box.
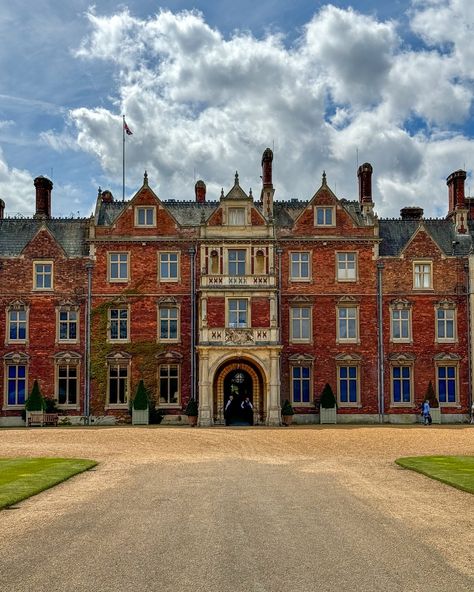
(198, 350, 213, 426)
(270, 294, 277, 328)
(267, 349, 281, 425)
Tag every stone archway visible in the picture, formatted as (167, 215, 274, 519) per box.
(214, 359, 264, 425)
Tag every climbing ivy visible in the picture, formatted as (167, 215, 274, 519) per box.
(90, 282, 163, 414)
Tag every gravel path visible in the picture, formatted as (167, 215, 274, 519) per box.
(0, 425, 473, 591)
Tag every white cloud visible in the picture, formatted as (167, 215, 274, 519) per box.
(0, 148, 34, 216)
(42, 3, 474, 218)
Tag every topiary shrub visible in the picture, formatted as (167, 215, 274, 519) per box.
(185, 398, 198, 416)
(133, 380, 149, 410)
(281, 400, 294, 416)
(425, 380, 439, 408)
(44, 397, 60, 414)
(25, 380, 45, 411)
(319, 383, 337, 409)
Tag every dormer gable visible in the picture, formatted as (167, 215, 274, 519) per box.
(399, 223, 444, 258)
(21, 225, 66, 258)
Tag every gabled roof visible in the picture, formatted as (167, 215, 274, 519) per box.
(0, 218, 89, 257)
(378, 219, 472, 256)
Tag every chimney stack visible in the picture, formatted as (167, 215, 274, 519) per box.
(357, 163, 373, 204)
(195, 180, 206, 203)
(400, 206, 424, 220)
(447, 169, 466, 213)
(101, 190, 114, 204)
(261, 148, 274, 219)
(0, 198, 4, 219)
(34, 176, 53, 219)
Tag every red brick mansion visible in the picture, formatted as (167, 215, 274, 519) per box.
(1, 150, 472, 425)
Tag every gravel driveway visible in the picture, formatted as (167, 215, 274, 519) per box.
(0, 425, 473, 591)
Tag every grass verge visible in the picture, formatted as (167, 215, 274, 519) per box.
(0, 458, 97, 510)
(395, 456, 474, 494)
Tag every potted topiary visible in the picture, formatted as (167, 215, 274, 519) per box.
(319, 383, 337, 424)
(281, 400, 295, 426)
(185, 398, 198, 426)
(25, 380, 46, 426)
(132, 380, 149, 425)
(424, 380, 441, 424)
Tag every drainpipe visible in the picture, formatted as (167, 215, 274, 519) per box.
(85, 261, 94, 425)
(465, 261, 472, 419)
(377, 261, 385, 423)
(276, 248, 283, 339)
(189, 246, 196, 401)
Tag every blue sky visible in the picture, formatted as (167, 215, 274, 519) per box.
(1, 0, 473, 218)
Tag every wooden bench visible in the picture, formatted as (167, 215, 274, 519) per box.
(27, 413, 59, 427)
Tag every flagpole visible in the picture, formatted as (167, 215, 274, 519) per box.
(122, 114, 125, 201)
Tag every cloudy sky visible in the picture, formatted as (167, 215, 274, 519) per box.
(1, 0, 474, 218)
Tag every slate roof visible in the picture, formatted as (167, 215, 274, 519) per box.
(378, 219, 472, 256)
(0, 218, 90, 257)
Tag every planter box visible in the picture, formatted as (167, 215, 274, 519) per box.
(282, 415, 293, 426)
(320, 406, 337, 424)
(132, 408, 149, 425)
(430, 407, 441, 424)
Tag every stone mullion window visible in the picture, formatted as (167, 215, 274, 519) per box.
(108, 364, 129, 406)
(159, 252, 180, 282)
(33, 261, 53, 290)
(135, 206, 156, 227)
(159, 364, 180, 406)
(435, 301, 456, 342)
(390, 300, 412, 343)
(413, 261, 433, 290)
(336, 252, 357, 282)
(108, 307, 130, 342)
(290, 306, 311, 343)
(158, 306, 179, 341)
(108, 252, 129, 283)
(7, 301, 28, 344)
(337, 307, 358, 342)
(3, 353, 29, 408)
(57, 364, 78, 406)
(227, 299, 248, 328)
(291, 366, 311, 405)
(228, 249, 246, 276)
(290, 252, 311, 281)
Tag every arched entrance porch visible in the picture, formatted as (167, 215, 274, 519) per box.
(214, 358, 265, 425)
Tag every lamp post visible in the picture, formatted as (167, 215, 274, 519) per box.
(85, 261, 94, 425)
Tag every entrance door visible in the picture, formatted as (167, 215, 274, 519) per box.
(223, 369, 253, 425)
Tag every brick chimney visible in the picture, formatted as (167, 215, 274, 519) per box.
(0, 198, 4, 219)
(357, 163, 374, 218)
(195, 180, 206, 203)
(261, 147, 274, 219)
(101, 190, 114, 204)
(34, 176, 53, 219)
(400, 206, 424, 220)
(447, 169, 468, 233)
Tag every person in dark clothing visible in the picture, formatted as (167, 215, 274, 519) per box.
(224, 395, 234, 426)
(241, 397, 254, 425)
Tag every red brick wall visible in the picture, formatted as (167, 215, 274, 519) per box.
(251, 297, 270, 327)
(207, 297, 225, 327)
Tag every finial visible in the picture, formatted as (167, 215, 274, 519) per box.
(143, 170, 148, 186)
(97, 186, 102, 198)
(249, 187, 253, 198)
(235, 171, 239, 186)
(322, 170, 327, 185)
(221, 187, 224, 198)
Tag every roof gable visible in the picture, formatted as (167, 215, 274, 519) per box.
(21, 225, 67, 258)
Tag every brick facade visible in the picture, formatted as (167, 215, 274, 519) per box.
(1, 159, 472, 425)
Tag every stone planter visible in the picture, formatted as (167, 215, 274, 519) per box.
(320, 406, 337, 424)
(132, 408, 149, 425)
(430, 407, 441, 424)
(187, 415, 198, 427)
(282, 415, 293, 426)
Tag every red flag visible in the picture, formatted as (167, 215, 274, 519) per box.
(123, 119, 133, 135)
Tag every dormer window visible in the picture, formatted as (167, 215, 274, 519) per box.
(228, 207, 246, 225)
(135, 206, 156, 227)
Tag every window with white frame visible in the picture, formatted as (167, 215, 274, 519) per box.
(290, 307, 311, 342)
(228, 299, 248, 328)
(391, 365, 412, 404)
(109, 253, 129, 282)
(337, 306, 358, 341)
(290, 252, 310, 281)
(34, 262, 53, 290)
(159, 364, 179, 405)
(159, 252, 179, 281)
(57, 364, 78, 406)
(159, 306, 179, 341)
(108, 308, 129, 341)
(228, 207, 246, 226)
(108, 363, 129, 405)
(338, 366, 359, 405)
(58, 309, 78, 342)
(336, 252, 357, 281)
(391, 308, 411, 341)
(314, 206, 335, 226)
(436, 305, 456, 342)
(6, 363, 27, 406)
(228, 249, 246, 276)
(413, 262, 432, 289)
(291, 366, 311, 405)
(135, 206, 155, 226)
(437, 365, 457, 404)
(7, 309, 27, 342)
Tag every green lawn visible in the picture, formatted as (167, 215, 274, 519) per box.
(395, 456, 474, 494)
(0, 458, 97, 510)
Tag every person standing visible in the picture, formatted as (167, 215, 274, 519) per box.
(422, 399, 431, 425)
(224, 395, 234, 426)
(241, 397, 254, 425)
